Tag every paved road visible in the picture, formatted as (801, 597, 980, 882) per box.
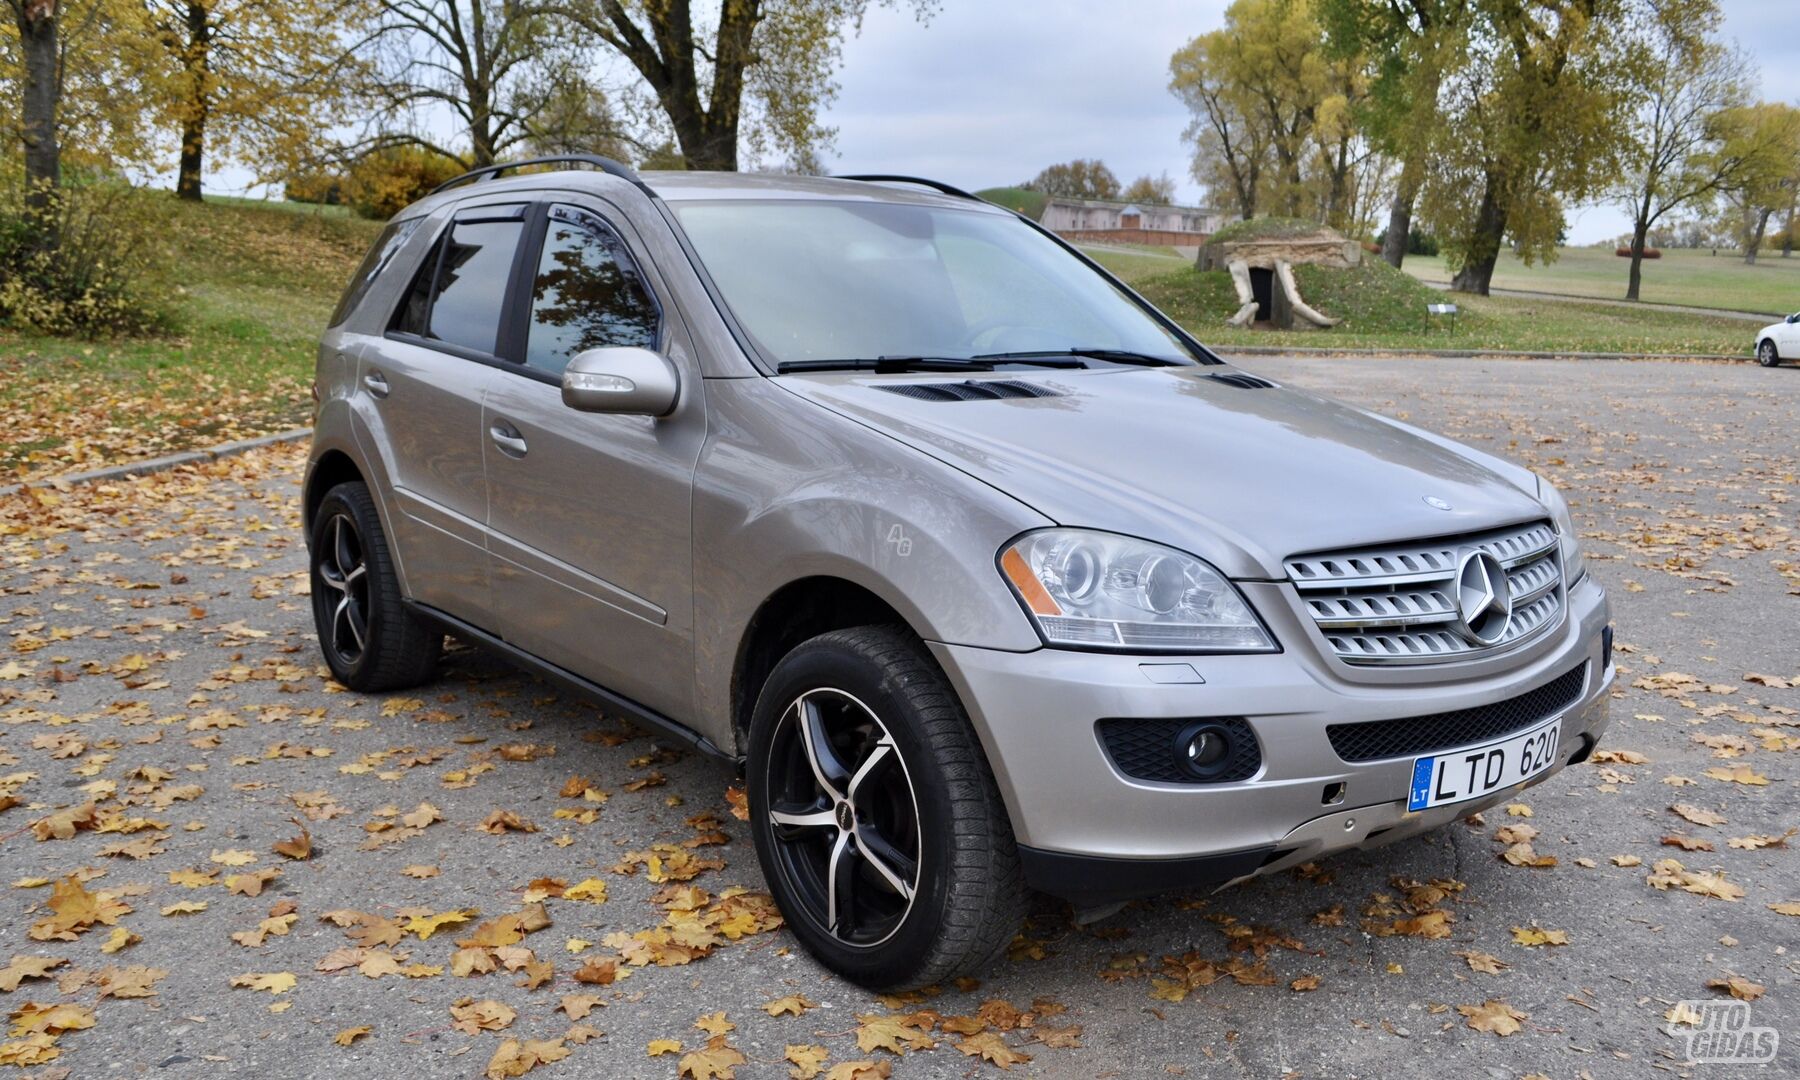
(1, 356, 1795, 1079)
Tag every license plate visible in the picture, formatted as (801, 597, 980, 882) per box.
(1407, 717, 1562, 812)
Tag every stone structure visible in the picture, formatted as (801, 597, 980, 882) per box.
(1195, 224, 1361, 330)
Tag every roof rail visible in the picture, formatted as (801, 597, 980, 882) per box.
(429, 154, 650, 196)
(835, 174, 982, 202)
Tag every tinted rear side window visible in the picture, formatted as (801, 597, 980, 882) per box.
(523, 204, 659, 376)
(328, 218, 421, 328)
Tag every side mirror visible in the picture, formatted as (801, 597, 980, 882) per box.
(1789, 313, 1800, 324)
(561, 347, 679, 416)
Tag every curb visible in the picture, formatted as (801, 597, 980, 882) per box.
(1215, 345, 1748, 362)
(0, 427, 312, 498)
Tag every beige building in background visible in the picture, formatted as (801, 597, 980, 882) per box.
(1039, 197, 1224, 237)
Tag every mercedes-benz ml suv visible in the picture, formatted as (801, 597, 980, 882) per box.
(305, 156, 1614, 990)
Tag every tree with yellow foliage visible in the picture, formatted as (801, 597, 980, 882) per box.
(138, 0, 370, 201)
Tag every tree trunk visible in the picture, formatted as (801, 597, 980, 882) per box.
(16, 0, 61, 224)
(1381, 192, 1411, 269)
(1450, 177, 1506, 295)
(176, 110, 206, 201)
(673, 120, 736, 171)
(1382, 153, 1428, 269)
(174, 1, 209, 200)
(1625, 218, 1649, 301)
(1744, 206, 1771, 265)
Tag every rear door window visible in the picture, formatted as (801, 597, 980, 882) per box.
(391, 204, 527, 357)
(522, 204, 659, 377)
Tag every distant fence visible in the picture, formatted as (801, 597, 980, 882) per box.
(1059, 228, 1210, 247)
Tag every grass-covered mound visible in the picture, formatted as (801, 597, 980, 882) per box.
(1133, 255, 1446, 336)
(976, 186, 1048, 221)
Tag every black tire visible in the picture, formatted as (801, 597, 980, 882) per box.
(309, 481, 441, 692)
(747, 625, 1025, 990)
(1758, 339, 1781, 367)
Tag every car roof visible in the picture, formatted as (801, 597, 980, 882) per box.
(394, 168, 1006, 221)
(640, 170, 999, 210)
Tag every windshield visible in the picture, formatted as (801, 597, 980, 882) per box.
(671, 199, 1199, 367)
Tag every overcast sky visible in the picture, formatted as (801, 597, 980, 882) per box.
(824, 0, 1800, 244)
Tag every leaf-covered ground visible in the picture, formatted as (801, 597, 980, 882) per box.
(0, 355, 1795, 1079)
(0, 198, 379, 486)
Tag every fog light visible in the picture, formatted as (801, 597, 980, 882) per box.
(1175, 721, 1235, 779)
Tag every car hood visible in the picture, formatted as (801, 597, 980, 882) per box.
(777, 366, 1548, 579)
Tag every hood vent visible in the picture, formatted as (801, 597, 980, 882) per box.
(1204, 371, 1279, 390)
(874, 379, 1064, 402)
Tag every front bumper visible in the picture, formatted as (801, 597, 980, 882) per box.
(931, 575, 1613, 905)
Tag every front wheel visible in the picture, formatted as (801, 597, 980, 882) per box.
(1758, 339, 1781, 367)
(747, 626, 1025, 990)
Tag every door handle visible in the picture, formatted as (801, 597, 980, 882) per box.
(489, 420, 528, 458)
(363, 370, 390, 398)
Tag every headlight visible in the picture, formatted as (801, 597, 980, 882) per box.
(1538, 476, 1587, 585)
(999, 529, 1276, 652)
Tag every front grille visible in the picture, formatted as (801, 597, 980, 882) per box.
(1095, 717, 1261, 784)
(1286, 520, 1565, 665)
(1325, 662, 1588, 763)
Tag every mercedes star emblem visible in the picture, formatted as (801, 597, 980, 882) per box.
(1453, 549, 1513, 645)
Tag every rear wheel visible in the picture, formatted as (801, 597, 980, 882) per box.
(1758, 339, 1781, 367)
(747, 626, 1024, 989)
(309, 482, 441, 691)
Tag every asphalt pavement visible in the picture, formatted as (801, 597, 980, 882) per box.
(0, 355, 1794, 1079)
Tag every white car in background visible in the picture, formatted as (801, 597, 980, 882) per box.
(1755, 313, 1799, 366)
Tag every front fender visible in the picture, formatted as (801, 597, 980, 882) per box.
(690, 379, 1051, 738)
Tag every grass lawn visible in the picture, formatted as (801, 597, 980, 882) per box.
(1088, 248, 1755, 357)
(0, 194, 381, 484)
(1401, 245, 1800, 315)
(1077, 243, 1192, 283)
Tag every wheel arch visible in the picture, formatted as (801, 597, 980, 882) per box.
(303, 448, 366, 540)
(729, 575, 918, 753)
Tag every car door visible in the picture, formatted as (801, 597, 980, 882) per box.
(363, 200, 530, 626)
(481, 199, 706, 720)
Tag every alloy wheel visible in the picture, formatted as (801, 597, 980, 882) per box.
(315, 513, 371, 666)
(1760, 340, 1779, 366)
(763, 688, 922, 947)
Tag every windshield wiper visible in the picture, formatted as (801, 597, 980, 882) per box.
(776, 356, 995, 374)
(973, 347, 1188, 367)
(775, 354, 1086, 374)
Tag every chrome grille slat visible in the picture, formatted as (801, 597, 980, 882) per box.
(1286, 521, 1566, 666)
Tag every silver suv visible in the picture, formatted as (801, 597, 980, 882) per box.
(306, 157, 1614, 989)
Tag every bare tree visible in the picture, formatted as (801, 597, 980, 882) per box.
(1613, 0, 1766, 299)
(359, 1, 571, 167)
